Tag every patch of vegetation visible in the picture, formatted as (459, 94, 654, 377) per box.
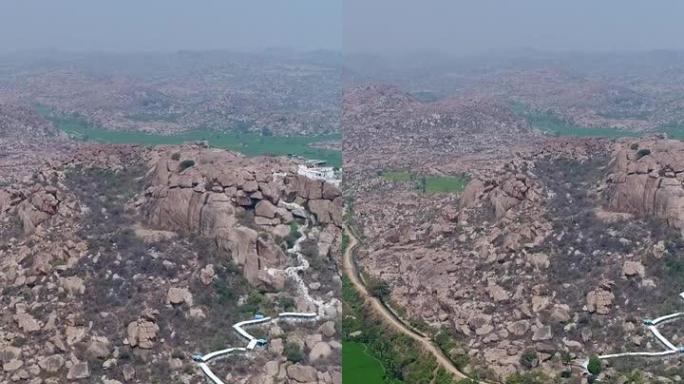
(342, 276, 451, 383)
(366, 277, 391, 300)
(511, 101, 640, 138)
(596, 109, 652, 120)
(382, 170, 413, 182)
(635, 148, 651, 159)
(214, 277, 239, 305)
(284, 342, 304, 363)
(434, 329, 469, 370)
(587, 355, 602, 375)
(300, 237, 324, 270)
(620, 371, 647, 384)
(504, 371, 550, 384)
(284, 222, 300, 249)
(64, 164, 146, 245)
(659, 121, 684, 140)
(125, 111, 183, 123)
(341, 232, 350, 253)
(178, 159, 195, 171)
(381, 170, 470, 194)
(434, 368, 457, 384)
(342, 342, 385, 384)
(37, 107, 342, 167)
(277, 296, 296, 312)
(455, 379, 479, 384)
(423, 175, 470, 194)
(519, 349, 539, 369)
(238, 291, 274, 317)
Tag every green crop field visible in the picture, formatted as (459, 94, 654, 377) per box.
(423, 175, 470, 194)
(39, 107, 342, 168)
(511, 102, 641, 138)
(661, 122, 684, 140)
(381, 170, 413, 182)
(342, 342, 385, 384)
(382, 170, 470, 194)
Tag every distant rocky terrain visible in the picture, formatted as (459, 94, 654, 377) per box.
(0, 51, 342, 136)
(0, 103, 71, 185)
(346, 51, 684, 134)
(343, 85, 541, 194)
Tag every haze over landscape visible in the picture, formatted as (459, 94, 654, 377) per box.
(0, 0, 342, 52)
(2, 2, 684, 384)
(344, 0, 684, 54)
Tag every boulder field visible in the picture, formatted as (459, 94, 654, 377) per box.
(0, 144, 342, 384)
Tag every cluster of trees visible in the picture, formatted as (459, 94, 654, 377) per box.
(342, 277, 452, 383)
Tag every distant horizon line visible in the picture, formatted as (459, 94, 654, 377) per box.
(0, 47, 342, 55)
(2, 46, 684, 56)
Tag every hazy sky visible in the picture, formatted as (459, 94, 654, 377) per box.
(344, 0, 684, 54)
(0, 0, 341, 52)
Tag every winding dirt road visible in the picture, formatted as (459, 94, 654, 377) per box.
(343, 225, 491, 383)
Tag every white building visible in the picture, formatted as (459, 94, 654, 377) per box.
(297, 164, 341, 187)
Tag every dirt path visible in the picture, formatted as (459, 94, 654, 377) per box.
(343, 225, 490, 383)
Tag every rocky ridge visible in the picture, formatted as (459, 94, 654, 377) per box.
(352, 137, 684, 382)
(0, 144, 342, 383)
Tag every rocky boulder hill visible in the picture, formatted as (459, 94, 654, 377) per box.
(344, 85, 533, 149)
(0, 144, 342, 384)
(342, 85, 541, 187)
(143, 148, 343, 289)
(359, 137, 684, 382)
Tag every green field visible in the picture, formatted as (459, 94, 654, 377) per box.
(661, 122, 684, 140)
(513, 102, 684, 141)
(511, 102, 641, 138)
(342, 275, 452, 384)
(423, 175, 470, 194)
(39, 107, 342, 168)
(343, 342, 385, 384)
(382, 170, 413, 182)
(381, 171, 470, 194)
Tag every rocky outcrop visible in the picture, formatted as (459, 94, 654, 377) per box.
(166, 287, 193, 306)
(586, 281, 615, 315)
(286, 364, 318, 383)
(67, 361, 90, 380)
(460, 172, 542, 220)
(606, 138, 684, 234)
(127, 315, 160, 349)
(0, 186, 61, 235)
(144, 148, 342, 287)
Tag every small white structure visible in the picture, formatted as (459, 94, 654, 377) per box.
(593, 291, 684, 364)
(193, 312, 320, 384)
(297, 164, 340, 187)
(192, 203, 332, 384)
